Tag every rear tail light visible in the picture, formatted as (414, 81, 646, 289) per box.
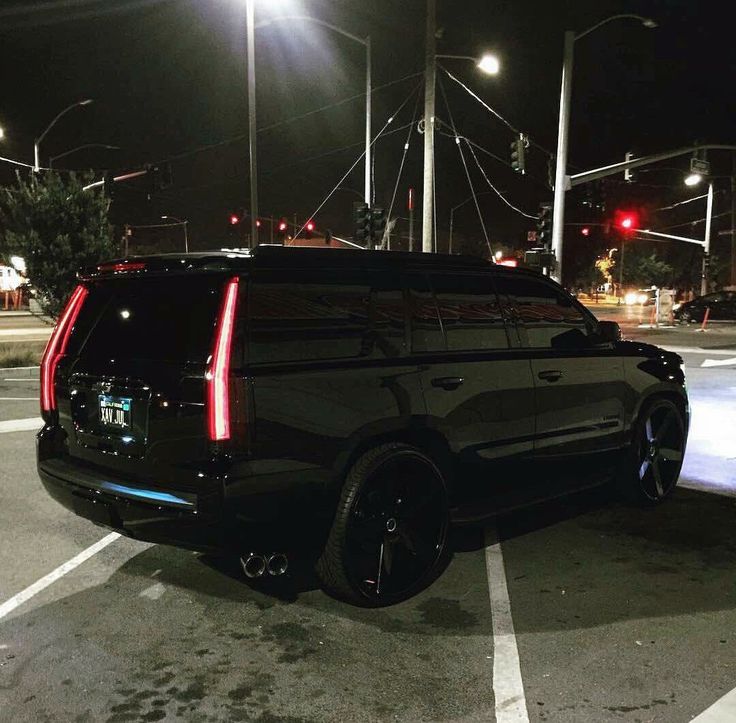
(206, 277, 240, 441)
(40, 284, 88, 413)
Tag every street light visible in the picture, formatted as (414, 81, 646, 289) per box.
(423, 0, 501, 253)
(681, 173, 715, 295)
(0, 126, 5, 141)
(34, 99, 93, 171)
(449, 191, 493, 253)
(248, 7, 372, 248)
(161, 215, 189, 253)
(49, 143, 120, 168)
(550, 15, 656, 284)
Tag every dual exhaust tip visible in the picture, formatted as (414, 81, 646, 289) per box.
(240, 552, 288, 578)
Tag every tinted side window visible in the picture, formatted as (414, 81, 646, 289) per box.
(248, 273, 405, 363)
(406, 274, 444, 353)
(429, 274, 509, 351)
(495, 275, 592, 349)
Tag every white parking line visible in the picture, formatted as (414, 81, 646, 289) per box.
(0, 533, 121, 622)
(0, 397, 38, 401)
(484, 525, 529, 723)
(691, 688, 736, 721)
(1, 379, 40, 382)
(0, 417, 43, 433)
(663, 346, 736, 355)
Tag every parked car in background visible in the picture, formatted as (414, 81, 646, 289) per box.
(673, 290, 736, 322)
(37, 247, 690, 606)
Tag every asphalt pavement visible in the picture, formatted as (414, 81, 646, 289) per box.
(1, 318, 735, 722)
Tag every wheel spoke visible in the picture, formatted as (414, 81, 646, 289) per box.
(652, 459, 664, 497)
(639, 459, 650, 480)
(645, 418, 654, 443)
(654, 412, 674, 445)
(659, 447, 682, 462)
(375, 542, 384, 595)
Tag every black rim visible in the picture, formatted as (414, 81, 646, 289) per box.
(345, 453, 448, 601)
(637, 404, 684, 501)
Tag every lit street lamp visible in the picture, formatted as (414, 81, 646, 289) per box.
(422, 0, 500, 253)
(34, 99, 93, 171)
(49, 143, 120, 168)
(161, 215, 189, 253)
(0, 126, 5, 141)
(550, 15, 656, 283)
(248, 6, 372, 248)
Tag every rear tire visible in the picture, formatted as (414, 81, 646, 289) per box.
(315, 443, 450, 607)
(616, 398, 686, 506)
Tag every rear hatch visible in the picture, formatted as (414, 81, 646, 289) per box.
(51, 273, 243, 491)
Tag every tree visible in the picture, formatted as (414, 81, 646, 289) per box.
(0, 171, 117, 318)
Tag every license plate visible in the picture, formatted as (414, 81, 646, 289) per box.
(98, 395, 132, 429)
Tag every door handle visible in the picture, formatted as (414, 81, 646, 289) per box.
(537, 369, 563, 382)
(431, 376, 464, 391)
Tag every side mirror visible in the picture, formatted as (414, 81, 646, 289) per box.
(597, 320, 621, 343)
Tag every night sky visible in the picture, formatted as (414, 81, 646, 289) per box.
(0, 0, 733, 257)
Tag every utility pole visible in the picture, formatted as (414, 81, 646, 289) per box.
(550, 30, 575, 284)
(408, 187, 415, 251)
(364, 37, 372, 205)
(245, 0, 258, 249)
(421, 0, 436, 253)
(702, 180, 714, 295)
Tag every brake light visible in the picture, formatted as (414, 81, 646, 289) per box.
(40, 285, 88, 412)
(97, 261, 146, 273)
(206, 277, 240, 441)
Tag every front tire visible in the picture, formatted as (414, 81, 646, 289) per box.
(617, 398, 686, 506)
(316, 443, 450, 607)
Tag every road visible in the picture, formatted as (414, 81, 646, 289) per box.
(1, 319, 735, 722)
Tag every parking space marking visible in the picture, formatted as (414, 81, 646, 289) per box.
(701, 357, 736, 367)
(0, 397, 38, 401)
(484, 525, 529, 723)
(691, 687, 736, 721)
(0, 417, 43, 434)
(0, 532, 120, 622)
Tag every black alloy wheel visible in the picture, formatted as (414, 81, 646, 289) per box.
(628, 399, 686, 504)
(316, 443, 449, 606)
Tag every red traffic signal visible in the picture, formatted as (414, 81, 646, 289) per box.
(256, 219, 261, 228)
(581, 226, 591, 237)
(614, 209, 639, 232)
(306, 220, 315, 232)
(229, 213, 240, 226)
(278, 220, 288, 233)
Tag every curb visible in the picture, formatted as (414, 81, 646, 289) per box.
(0, 365, 39, 377)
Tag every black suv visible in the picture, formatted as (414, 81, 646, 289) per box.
(37, 247, 689, 606)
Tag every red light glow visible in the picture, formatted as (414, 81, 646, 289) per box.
(40, 285, 88, 412)
(97, 261, 146, 274)
(581, 227, 591, 236)
(230, 214, 240, 226)
(306, 221, 315, 232)
(278, 221, 288, 232)
(206, 277, 239, 441)
(498, 259, 518, 268)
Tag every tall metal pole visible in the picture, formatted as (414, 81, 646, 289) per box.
(364, 37, 372, 205)
(618, 240, 625, 302)
(449, 208, 454, 255)
(421, 0, 436, 253)
(550, 30, 575, 283)
(702, 180, 714, 295)
(246, 0, 259, 249)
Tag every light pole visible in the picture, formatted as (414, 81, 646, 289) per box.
(449, 191, 492, 254)
(34, 99, 93, 171)
(550, 15, 656, 284)
(161, 215, 189, 253)
(421, 0, 499, 252)
(245, 0, 258, 249)
(49, 143, 120, 168)
(251, 11, 372, 223)
(679, 173, 715, 295)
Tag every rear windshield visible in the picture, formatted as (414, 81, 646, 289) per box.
(70, 276, 223, 364)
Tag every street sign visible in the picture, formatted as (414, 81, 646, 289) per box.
(690, 157, 710, 176)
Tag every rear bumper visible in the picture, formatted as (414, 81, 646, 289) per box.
(38, 460, 227, 552)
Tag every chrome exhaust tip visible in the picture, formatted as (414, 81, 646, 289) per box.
(240, 553, 266, 578)
(266, 552, 288, 576)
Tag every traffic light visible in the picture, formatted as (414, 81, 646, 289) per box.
(305, 219, 315, 240)
(276, 218, 288, 243)
(614, 209, 639, 234)
(510, 134, 527, 174)
(370, 206, 386, 245)
(537, 202, 553, 248)
(353, 202, 370, 244)
(229, 212, 241, 226)
(581, 226, 591, 237)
